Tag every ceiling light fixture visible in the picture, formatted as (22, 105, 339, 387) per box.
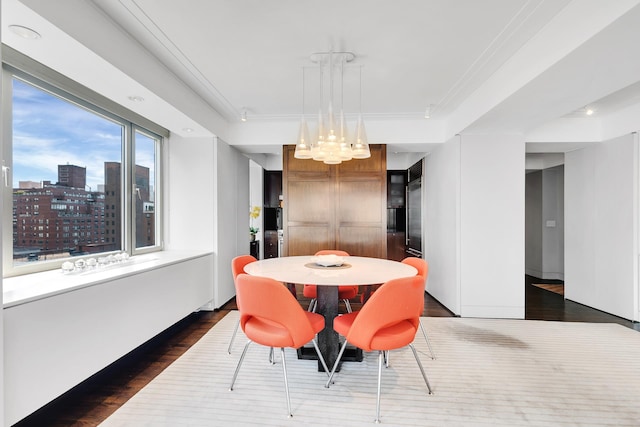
(241, 109, 248, 122)
(585, 108, 594, 116)
(294, 51, 370, 163)
(9, 25, 41, 40)
(424, 104, 432, 119)
(293, 67, 312, 158)
(128, 95, 144, 102)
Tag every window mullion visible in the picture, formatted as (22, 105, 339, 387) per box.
(123, 124, 134, 255)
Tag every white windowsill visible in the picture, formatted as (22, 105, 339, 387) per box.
(3, 250, 212, 308)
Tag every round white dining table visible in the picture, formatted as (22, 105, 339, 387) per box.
(243, 255, 417, 286)
(244, 255, 417, 370)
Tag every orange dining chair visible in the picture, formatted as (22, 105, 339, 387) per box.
(304, 249, 359, 313)
(227, 255, 257, 354)
(325, 275, 433, 423)
(401, 256, 436, 359)
(230, 273, 330, 418)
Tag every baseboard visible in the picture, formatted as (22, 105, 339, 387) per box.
(541, 272, 564, 281)
(198, 299, 215, 311)
(461, 304, 524, 319)
(525, 269, 564, 281)
(525, 268, 543, 278)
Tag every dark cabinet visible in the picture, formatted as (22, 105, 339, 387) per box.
(387, 170, 407, 208)
(387, 231, 406, 261)
(264, 231, 279, 259)
(264, 171, 282, 208)
(250, 240, 259, 259)
(386, 169, 409, 260)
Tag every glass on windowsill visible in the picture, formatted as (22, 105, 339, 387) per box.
(61, 261, 74, 274)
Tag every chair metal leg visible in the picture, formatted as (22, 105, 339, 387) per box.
(375, 350, 383, 424)
(384, 350, 390, 368)
(227, 319, 240, 354)
(343, 299, 352, 313)
(409, 343, 433, 394)
(280, 348, 293, 418)
(419, 320, 436, 359)
(269, 347, 275, 365)
(308, 298, 317, 313)
(229, 340, 252, 391)
(325, 339, 349, 388)
(311, 338, 331, 376)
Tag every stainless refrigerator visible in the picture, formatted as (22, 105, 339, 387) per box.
(406, 176, 422, 257)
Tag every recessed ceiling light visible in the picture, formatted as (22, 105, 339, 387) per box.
(424, 103, 434, 119)
(585, 108, 594, 116)
(182, 127, 194, 133)
(9, 25, 41, 40)
(128, 95, 144, 102)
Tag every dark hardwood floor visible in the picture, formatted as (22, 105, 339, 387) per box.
(14, 278, 638, 427)
(525, 275, 639, 330)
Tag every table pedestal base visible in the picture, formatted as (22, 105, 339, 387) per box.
(302, 285, 365, 371)
(297, 345, 363, 371)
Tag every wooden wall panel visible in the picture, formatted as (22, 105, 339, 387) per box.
(338, 181, 383, 223)
(337, 227, 385, 258)
(288, 181, 333, 223)
(338, 145, 384, 174)
(285, 147, 331, 174)
(283, 145, 386, 258)
(287, 226, 332, 256)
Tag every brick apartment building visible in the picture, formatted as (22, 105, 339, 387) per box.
(13, 163, 154, 263)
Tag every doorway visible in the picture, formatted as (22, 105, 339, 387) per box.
(525, 159, 565, 301)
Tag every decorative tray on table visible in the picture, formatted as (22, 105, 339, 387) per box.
(305, 254, 351, 269)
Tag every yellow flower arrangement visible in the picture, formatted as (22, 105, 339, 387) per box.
(250, 206, 261, 235)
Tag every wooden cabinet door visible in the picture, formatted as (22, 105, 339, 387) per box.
(282, 148, 334, 256)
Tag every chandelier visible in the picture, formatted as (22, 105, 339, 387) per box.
(294, 51, 370, 163)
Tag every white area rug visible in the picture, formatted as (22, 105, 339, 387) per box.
(100, 311, 640, 426)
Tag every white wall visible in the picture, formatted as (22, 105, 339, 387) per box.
(388, 151, 428, 170)
(424, 136, 461, 314)
(166, 136, 215, 252)
(249, 160, 264, 259)
(167, 136, 249, 308)
(4, 253, 213, 425)
(166, 135, 215, 309)
(214, 139, 250, 307)
(525, 171, 543, 277)
(247, 152, 283, 171)
(565, 133, 638, 320)
(459, 134, 525, 318)
(525, 166, 565, 280)
(542, 165, 564, 279)
(425, 134, 526, 318)
(0, 9, 5, 423)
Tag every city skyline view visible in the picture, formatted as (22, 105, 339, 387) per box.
(10, 77, 159, 264)
(12, 78, 156, 191)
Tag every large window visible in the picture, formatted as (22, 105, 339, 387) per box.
(2, 62, 164, 276)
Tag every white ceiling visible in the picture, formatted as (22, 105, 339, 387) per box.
(89, 0, 569, 120)
(4, 0, 640, 159)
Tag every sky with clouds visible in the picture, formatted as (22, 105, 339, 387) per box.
(12, 78, 155, 191)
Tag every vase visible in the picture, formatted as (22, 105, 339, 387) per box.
(250, 234, 256, 242)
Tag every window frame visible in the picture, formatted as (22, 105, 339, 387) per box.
(131, 125, 163, 255)
(1, 49, 165, 277)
